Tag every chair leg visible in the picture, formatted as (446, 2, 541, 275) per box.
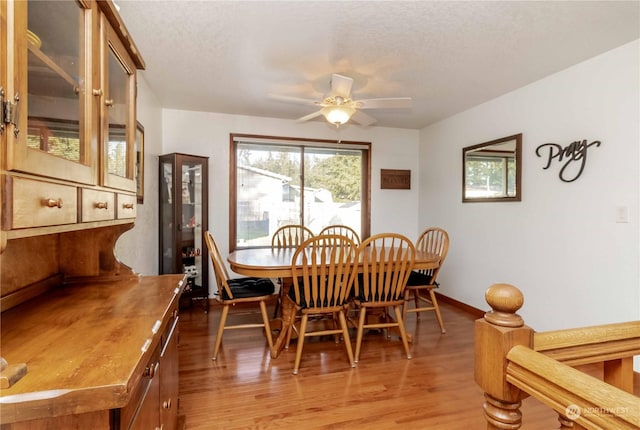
(338, 310, 355, 368)
(413, 290, 420, 320)
(429, 289, 446, 334)
(212, 304, 230, 360)
(285, 317, 297, 349)
(402, 289, 411, 322)
(393, 304, 412, 359)
(273, 289, 281, 319)
(292, 314, 309, 375)
(354, 307, 367, 364)
(259, 300, 275, 350)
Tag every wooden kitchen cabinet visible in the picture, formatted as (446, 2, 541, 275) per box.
(0, 2, 183, 430)
(0, 275, 185, 430)
(1, 0, 144, 239)
(118, 305, 180, 430)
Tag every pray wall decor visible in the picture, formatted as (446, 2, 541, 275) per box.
(535, 139, 602, 182)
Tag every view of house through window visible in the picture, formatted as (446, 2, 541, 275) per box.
(232, 136, 370, 249)
(465, 154, 516, 198)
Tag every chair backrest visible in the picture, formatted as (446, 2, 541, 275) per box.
(357, 233, 415, 303)
(290, 234, 358, 310)
(271, 224, 314, 249)
(204, 231, 234, 300)
(415, 227, 449, 281)
(319, 225, 361, 244)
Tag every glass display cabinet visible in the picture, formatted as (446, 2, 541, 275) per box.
(159, 153, 209, 312)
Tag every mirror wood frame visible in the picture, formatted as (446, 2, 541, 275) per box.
(462, 133, 522, 203)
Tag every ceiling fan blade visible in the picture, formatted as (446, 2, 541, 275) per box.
(357, 97, 413, 110)
(350, 110, 377, 127)
(268, 93, 319, 106)
(330, 74, 353, 98)
(296, 110, 324, 122)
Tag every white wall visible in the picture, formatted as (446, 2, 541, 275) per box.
(121, 40, 638, 336)
(419, 40, 640, 332)
(116, 73, 163, 275)
(160, 111, 420, 292)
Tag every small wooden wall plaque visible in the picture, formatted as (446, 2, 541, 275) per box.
(381, 169, 411, 190)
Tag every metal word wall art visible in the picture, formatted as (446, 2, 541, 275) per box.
(535, 139, 602, 182)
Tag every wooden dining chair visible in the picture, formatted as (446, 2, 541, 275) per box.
(271, 224, 314, 248)
(205, 231, 276, 360)
(271, 224, 315, 319)
(286, 234, 359, 374)
(353, 233, 415, 363)
(402, 227, 449, 334)
(319, 224, 361, 244)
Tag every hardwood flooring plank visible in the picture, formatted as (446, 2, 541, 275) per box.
(177, 302, 564, 429)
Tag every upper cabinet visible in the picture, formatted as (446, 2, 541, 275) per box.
(1, 0, 144, 237)
(101, 17, 138, 191)
(6, 0, 97, 185)
(2, 0, 143, 190)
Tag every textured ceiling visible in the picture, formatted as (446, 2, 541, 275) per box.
(116, 1, 639, 130)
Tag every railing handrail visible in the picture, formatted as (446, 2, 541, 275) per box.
(475, 283, 640, 429)
(534, 320, 640, 366)
(506, 345, 640, 429)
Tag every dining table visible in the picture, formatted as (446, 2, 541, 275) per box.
(227, 246, 440, 358)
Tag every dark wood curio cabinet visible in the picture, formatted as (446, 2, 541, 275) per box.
(159, 153, 209, 311)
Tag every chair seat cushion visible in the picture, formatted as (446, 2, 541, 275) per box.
(287, 278, 347, 309)
(406, 270, 434, 287)
(223, 277, 275, 300)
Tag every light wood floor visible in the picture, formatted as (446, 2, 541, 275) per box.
(176, 300, 577, 429)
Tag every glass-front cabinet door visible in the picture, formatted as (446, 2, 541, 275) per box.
(101, 19, 137, 191)
(5, 0, 96, 184)
(159, 153, 209, 312)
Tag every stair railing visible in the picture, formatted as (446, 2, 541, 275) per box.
(474, 283, 640, 429)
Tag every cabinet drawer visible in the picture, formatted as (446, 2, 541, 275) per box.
(81, 189, 115, 222)
(117, 193, 137, 219)
(5, 176, 77, 229)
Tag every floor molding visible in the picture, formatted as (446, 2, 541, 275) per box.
(434, 292, 485, 319)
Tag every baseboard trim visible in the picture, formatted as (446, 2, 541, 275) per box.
(434, 292, 485, 319)
(200, 293, 485, 318)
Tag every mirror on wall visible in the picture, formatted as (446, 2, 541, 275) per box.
(462, 133, 522, 202)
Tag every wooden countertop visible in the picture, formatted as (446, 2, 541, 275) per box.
(0, 274, 185, 424)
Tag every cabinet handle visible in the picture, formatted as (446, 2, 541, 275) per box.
(122, 202, 134, 209)
(92, 88, 103, 96)
(95, 201, 108, 210)
(144, 361, 159, 379)
(105, 99, 114, 107)
(45, 198, 63, 208)
(163, 398, 172, 409)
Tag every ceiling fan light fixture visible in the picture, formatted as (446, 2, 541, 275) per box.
(321, 105, 355, 126)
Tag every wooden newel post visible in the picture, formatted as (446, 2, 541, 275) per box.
(475, 283, 533, 429)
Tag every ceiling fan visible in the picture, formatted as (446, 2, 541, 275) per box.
(268, 73, 412, 127)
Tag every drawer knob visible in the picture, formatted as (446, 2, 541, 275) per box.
(123, 202, 134, 209)
(163, 399, 172, 409)
(95, 201, 108, 210)
(45, 198, 63, 208)
(92, 88, 103, 96)
(105, 99, 114, 107)
(144, 362, 159, 379)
